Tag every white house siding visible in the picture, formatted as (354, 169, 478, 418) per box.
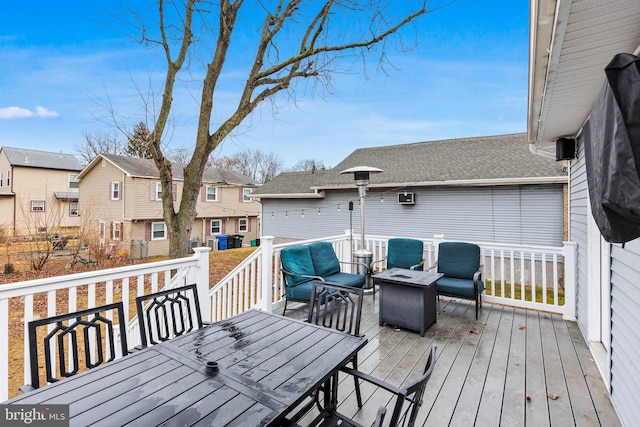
(260, 184, 564, 246)
(571, 138, 590, 336)
(610, 239, 640, 427)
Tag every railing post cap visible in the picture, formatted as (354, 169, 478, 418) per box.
(193, 246, 212, 253)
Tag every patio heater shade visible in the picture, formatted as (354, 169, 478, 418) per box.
(583, 53, 640, 243)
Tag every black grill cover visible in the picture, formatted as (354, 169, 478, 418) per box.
(583, 53, 640, 243)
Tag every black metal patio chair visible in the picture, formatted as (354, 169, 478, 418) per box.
(310, 345, 437, 427)
(307, 282, 366, 408)
(135, 283, 204, 347)
(21, 302, 129, 392)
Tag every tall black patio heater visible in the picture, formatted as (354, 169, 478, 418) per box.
(340, 166, 383, 287)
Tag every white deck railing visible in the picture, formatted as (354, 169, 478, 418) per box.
(207, 232, 576, 322)
(1, 233, 576, 401)
(0, 247, 211, 402)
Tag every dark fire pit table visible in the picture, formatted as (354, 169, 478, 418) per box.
(373, 268, 443, 337)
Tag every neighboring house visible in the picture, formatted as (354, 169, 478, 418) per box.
(252, 133, 567, 246)
(528, 2, 640, 426)
(0, 147, 82, 238)
(76, 154, 260, 257)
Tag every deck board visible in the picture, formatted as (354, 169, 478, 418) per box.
(281, 295, 621, 427)
(541, 313, 575, 426)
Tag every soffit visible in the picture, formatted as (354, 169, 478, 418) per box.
(529, 0, 640, 157)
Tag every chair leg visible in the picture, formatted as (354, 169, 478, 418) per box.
(283, 298, 288, 317)
(352, 355, 363, 408)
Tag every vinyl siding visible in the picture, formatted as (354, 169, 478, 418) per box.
(573, 134, 640, 427)
(610, 239, 640, 427)
(571, 137, 590, 337)
(8, 166, 81, 233)
(78, 161, 127, 221)
(260, 184, 563, 246)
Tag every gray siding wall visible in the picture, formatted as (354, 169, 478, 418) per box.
(610, 239, 640, 427)
(573, 134, 640, 427)
(260, 184, 564, 246)
(571, 137, 590, 336)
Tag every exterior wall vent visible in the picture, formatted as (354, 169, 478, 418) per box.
(398, 192, 415, 205)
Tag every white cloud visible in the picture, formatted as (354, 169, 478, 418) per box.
(34, 106, 59, 118)
(0, 106, 59, 120)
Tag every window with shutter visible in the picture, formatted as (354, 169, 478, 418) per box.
(111, 182, 120, 200)
(205, 186, 218, 202)
(210, 219, 222, 234)
(242, 188, 252, 202)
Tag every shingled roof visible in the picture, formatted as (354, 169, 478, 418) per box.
(77, 153, 259, 186)
(253, 133, 566, 197)
(251, 170, 330, 197)
(1, 147, 82, 171)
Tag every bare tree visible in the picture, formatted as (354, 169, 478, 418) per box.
(214, 148, 283, 183)
(74, 130, 126, 165)
(258, 151, 284, 183)
(288, 159, 328, 172)
(127, 0, 435, 258)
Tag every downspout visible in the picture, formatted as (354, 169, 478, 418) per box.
(122, 173, 126, 234)
(10, 166, 15, 236)
(202, 218, 206, 246)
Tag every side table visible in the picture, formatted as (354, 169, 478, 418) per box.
(373, 268, 443, 337)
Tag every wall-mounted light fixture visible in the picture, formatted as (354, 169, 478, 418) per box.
(555, 137, 576, 161)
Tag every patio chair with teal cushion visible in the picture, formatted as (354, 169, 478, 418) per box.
(372, 238, 425, 272)
(280, 242, 366, 315)
(369, 238, 425, 301)
(432, 241, 484, 319)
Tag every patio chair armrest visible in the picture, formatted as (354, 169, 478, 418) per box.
(409, 259, 426, 270)
(426, 261, 438, 271)
(370, 258, 387, 267)
(374, 406, 387, 427)
(474, 265, 483, 287)
(340, 366, 404, 395)
(281, 268, 325, 283)
(19, 384, 35, 394)
(369, 258, 386, 273)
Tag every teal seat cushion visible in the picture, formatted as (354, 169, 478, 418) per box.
(437, 277, 484, 299)
(387, 238, 424, 270)
(437, 242, 480, 279)
(286, 280, 316, 302)
(324, 272, 366, 287)
(281, 245, 316, 287)
(309, 242, 341, 277)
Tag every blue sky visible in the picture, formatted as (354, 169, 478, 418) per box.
(0, 1, 529, 169)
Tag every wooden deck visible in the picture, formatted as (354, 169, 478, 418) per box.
(281, 295, 620, 427)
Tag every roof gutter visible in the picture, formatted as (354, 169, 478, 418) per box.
(313, 176, 567, 191)
(251, 190, 326, 200)
(528, 0, 563, 156)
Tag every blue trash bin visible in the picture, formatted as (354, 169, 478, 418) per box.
(216, 234, 229, 250)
